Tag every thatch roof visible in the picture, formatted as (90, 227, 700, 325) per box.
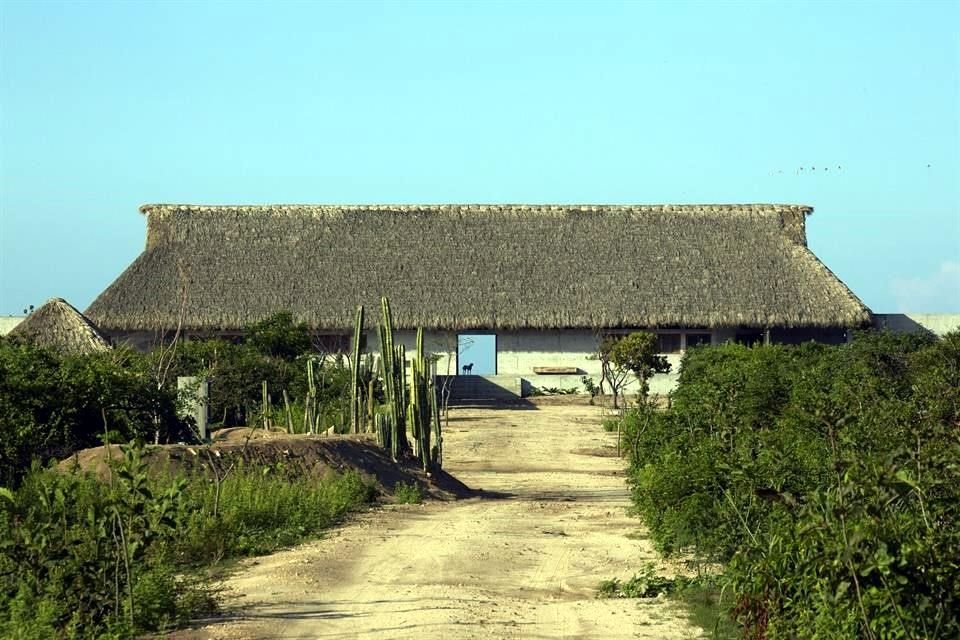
(86, 204, 871, 332)
(10, 298, 111, 354)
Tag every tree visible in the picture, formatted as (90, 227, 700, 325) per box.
(246, 312, 312, 361)
(606, 332, 672, 405)
(598, 336, 631, 410)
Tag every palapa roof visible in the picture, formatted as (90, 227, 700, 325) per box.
(10, 298, 111, 354)
(86, 204, 871, 332)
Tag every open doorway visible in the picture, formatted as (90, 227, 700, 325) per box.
(457, 333, 496, 375)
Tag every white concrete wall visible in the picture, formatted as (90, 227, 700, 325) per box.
(0, 316, 24, 336)
(494, 329, 682, 396)
(365, 329, 686, 397)
(365, 329, 460, 376)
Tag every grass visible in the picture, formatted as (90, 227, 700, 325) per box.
(676, 580, 738, 639)
(173, 466, 376, 562)
(393, 481, 423, 504)
(0, 453, 377, 639)
(597, 564, 737, 639)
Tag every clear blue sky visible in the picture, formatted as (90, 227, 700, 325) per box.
(1, 0, 958, 315)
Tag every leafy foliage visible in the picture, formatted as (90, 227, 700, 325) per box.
(607, 331, 671, 401)
(155, 319, 352, 430)
(0, 445, 374, 638)
(245, 311, 312, 361)
(598, 331, 671, 408)
(392, 481, 424, 504)
(0, 340, 184, 486)
(0, 311, 374, 637)
(0, 312, 354, 485)
(0, 445, 200, 637)
(622, 331, 960, 639)
(597, 563, 679, 598)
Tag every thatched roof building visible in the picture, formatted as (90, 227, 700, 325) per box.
(86, 203, 870, 332)
(10, 298, 111, 355)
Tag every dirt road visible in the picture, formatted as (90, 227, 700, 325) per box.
(193, 403, 699, 639)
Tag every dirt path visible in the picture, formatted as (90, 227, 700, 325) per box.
(191, 404, 699, 639)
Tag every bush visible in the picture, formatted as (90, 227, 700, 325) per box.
(597, 563, 678, 598)
(156, 335, 351, 430)
(0, 340, 184, 486)
(393, 482, 423, 504)
(623, 331, 960, 638)
(0, 445, 194, 636)
(246, 311, 312, 361)
(0, 443, 374, 638)
(171, 465, 375, 562)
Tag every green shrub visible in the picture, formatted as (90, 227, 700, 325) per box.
(158, 337, 352, 430)
(622, 330, 960, 638)
(597, 563, 678, 598)
(0, 443, 375, 638)
(245, 312, 312, 361)
(171, 466, 374, 562)
(0, 340, 184, 486)
(393, 481, 423, 504)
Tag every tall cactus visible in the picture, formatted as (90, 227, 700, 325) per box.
(429, 354, 443, 469)
(397, 343, 407, 448)
(304, 359, 317, 434)
(368, 297, 442, 470)
(414, 328, 432, 471)
(379, 296, 406, 460)
(350, 305, 364, 434)
(403, 326, 443, 472)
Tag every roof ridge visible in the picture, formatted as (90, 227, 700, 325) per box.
(139, 203, 814, 215)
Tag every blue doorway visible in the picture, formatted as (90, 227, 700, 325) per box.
(457, 334, 496, 375)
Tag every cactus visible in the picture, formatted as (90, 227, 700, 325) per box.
(367, 374, 375, 429)
(282, 389, 294, 434)
(304, 357, 317, 434)
(399, 327, 441, 472)
(350, 305, 364, 434)
(429, 355, 443, 469)
(409, 356, 420, 450)
(379, 296, 406, 460)
(414, 328, 431, 471)
(367, 297, 442, 469)
(375, 411, 390, 450)
(397, 343, 408, 448)
(261, 380, 270, 430)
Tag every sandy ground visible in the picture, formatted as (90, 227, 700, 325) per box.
(187, 404, 699, 639)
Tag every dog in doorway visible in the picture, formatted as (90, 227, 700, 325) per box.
(461, 363, 474, 375)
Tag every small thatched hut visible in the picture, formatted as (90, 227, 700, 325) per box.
(10, 298, 111, 356)
(86, 203, 870, 394)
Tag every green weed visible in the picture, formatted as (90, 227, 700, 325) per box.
(597, 563, 677, 599)
(393, 481, 423, 504)
(0, 445, 374, 638)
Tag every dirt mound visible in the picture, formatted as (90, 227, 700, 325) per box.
(59, 435, 472, 501)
